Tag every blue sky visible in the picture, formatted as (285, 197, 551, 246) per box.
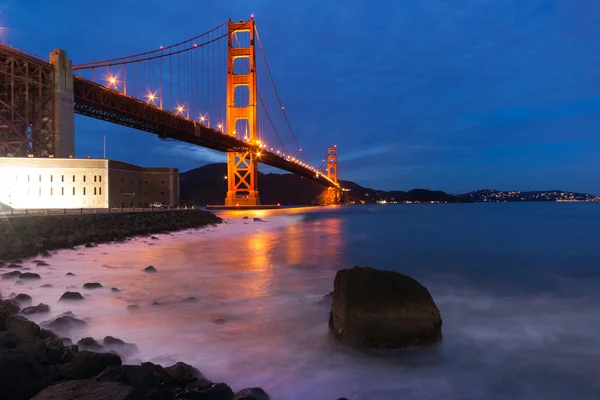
(2, 0, 600, 194)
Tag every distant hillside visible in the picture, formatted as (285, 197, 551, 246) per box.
(179, 164, 599, 205)
(179, 164, 464, 205)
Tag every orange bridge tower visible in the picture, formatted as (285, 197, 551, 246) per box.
(327, 145, 338, 183)
(225, 18, 260, 206)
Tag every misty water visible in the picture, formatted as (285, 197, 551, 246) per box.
(3, 203, 600, 399)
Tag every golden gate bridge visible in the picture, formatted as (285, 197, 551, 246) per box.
(0, 18, 340, 206)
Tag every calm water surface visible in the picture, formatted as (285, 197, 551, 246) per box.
(3, 203, 600, 399)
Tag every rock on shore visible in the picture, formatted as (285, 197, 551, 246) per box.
(0, 299, 271, 400)
(329, 266, 442, 348)
(0, 209, 222, 260)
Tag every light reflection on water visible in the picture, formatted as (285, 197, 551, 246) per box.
(2, 204, 600, 399)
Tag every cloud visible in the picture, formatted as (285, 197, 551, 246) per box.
(161, 143, 225, 164)
(338, 146, 390, 162)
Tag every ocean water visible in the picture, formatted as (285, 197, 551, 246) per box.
(2, 203, 600, 399)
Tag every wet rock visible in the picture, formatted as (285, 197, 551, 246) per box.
(0, 299, 20, 315)
(36, 261, 50, 267)
(66, 272, 75, 276)
(188, 383, 235, 400)
(0, 348, 53, 399)
(2, 270, 22, 279)
(14, 293, 32, 304)
(11, 259, 23, 264)
(329, 266, 443, 348)
(144, 266, 158, 273)
(253, 218, 265, 222)
(59, 291, 84, 301)
(15, 280, 24, 285)
(242, 216, 249, 219)
(233, 388, 271, 400)
(40, 284, 53, 288)
(83, 282, 103, 289)
(43, 314, 87, 333)
(31, 259, 44, 264)
(59, 350, 122, 380)
(6, 263, 22, 269)
(20, 272, 41, 280)
(213, 318, 227, 325)
(182, 296, 197, 302)
(0, 261, 5, 268)
(95, 362, 175, 391)
(39, 328, 57, 340)
(22, 303, 51, 314)
(0, 331, 22, 349)
(151, 236, 159, 240)
(316, 291, 333, 306)
(126, 305, 140, 311)
(40, 250, 52, 258)
(6, 314, 41, 341)
(102, 336, 138, 357)
(32, 379, 135, 400)
(152, 301, 162, 306)
(111, 287, 121, 292)
(165, 362, 206, 387)
(77, 337, 105, 351)
(84, 243, 95, 248)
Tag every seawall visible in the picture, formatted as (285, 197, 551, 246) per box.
(0, 210, 222, 259)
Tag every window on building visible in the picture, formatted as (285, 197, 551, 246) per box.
(99, 187, 102, 195)
(83, 176, 86, 183)
(27, 175, 30, 182)
(94, 175, 97, 182)
(61, 187, 64, 196)
(99, 176, 102, 183)
(83, 187, 86, 195)
(94, 187, 97, 195)
(39, 175, 42, 182)
(73, 175, 75, 182)
(50, 175, 53, 182)
(50, 187, 53, 195)
(38, 187, 41, 195)
(73, 187, 75, 195)
(61, 175, 64, 182)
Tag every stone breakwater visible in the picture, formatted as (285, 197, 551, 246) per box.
(0, 210, 222, 260)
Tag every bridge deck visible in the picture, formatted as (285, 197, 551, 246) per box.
(73, 77, 339, 188)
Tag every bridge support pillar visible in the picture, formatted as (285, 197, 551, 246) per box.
(327, 145, 338, 184)
(224, 18, 261, 206)
(50, 49, 75, 158)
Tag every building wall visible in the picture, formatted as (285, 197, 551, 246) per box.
(0, 158, 108, 209)
(0, 158, 179, 209)
(107, 161, 179, 208)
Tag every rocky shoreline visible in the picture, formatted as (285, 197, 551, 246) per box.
(0, 297, 270, 399)
(0, 209, 222, 260)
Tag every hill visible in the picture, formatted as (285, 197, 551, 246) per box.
(179, 164, 462, 205)
(179, 164, 599, 205)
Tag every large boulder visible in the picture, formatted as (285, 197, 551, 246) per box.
(329, 266, 442, 348)
(32, 379, 135, 400)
